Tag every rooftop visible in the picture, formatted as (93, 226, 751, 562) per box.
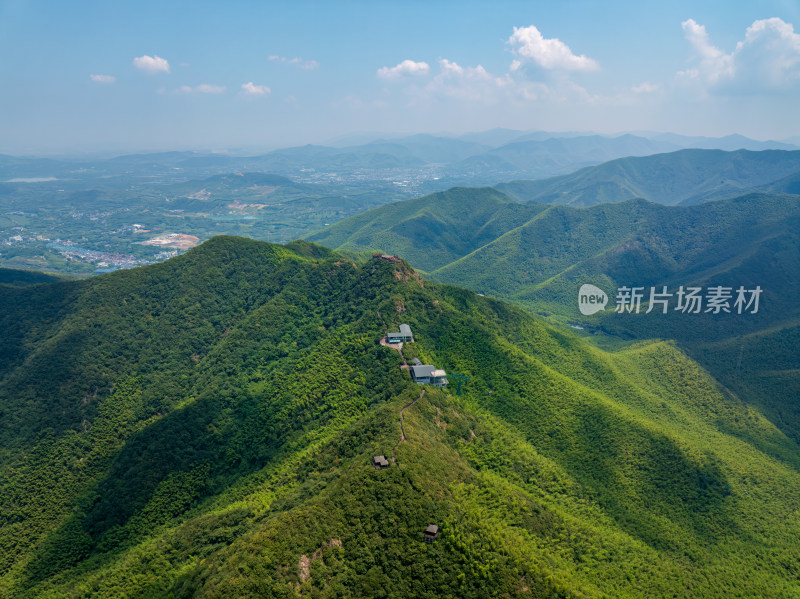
(410, 364, 435, 379)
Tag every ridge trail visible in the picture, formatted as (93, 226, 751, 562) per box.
(392, 389, 424, 464)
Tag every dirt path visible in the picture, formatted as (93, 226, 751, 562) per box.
(392, 389, 424, 464)
(379, 335, 408, 368)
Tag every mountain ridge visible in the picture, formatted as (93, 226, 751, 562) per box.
(495, 148, 800, 207)
(306, 188, 800, 444)
(3, 236, 800, 597)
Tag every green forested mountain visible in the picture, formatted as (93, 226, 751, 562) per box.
(495, 149, 800, 206)
(306, 187, 546, 271)
(2, 236, 800, 598)
(308, 189, 799, 325)
(6, 145, 800, 277)
(429, 193, 800, 323)
(0, 268, 63, 287)
(761, 169, 800, 195)
(305, 189, 800, 445)
(309, 190, 800, 332)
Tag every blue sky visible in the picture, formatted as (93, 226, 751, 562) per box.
(1, 0, 799, 154)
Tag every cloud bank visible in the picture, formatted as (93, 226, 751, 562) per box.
(679, 17, 800, 93)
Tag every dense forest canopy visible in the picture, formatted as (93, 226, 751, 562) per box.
(1, 236, 799, 597)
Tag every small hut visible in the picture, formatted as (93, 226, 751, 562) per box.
(423, 524, 440, 543)
(372, 455, 390, 470)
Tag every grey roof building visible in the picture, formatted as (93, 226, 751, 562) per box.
(387, 323, 414, 344)
(410, 364, 448, 387)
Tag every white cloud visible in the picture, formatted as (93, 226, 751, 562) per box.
(196, 84, 225, 94)
(631, 82, 659, 94)
(507, 25, 599, 73)
(384, 55, 594, 108)
(176, 84, 226, 94)
(678, 19, 734, 85)
(371, 28, 619, 111)
(133, 54, 171, 74)
(395, 59, 513, 105)
(90, 74, 115, 83)
(679, 17, 800, 93)
(268, 55, 319, 69)
(241, 81, 271, 96)
(377, 59, 430, 79)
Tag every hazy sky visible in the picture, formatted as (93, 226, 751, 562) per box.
(1, 0, 799, 154)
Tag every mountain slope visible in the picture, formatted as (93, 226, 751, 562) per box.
(305, 190, 800, 444)
(446, 134, 680, 182)
(0, 268, 63, 287)
(430, 194, 800, 324)
(306, 187, 547, 271)
(495, 149, 800, 206)
(2, 237, 800, 597)
(483, 134, 678, 173)
(653, 132, 799, 151)
(307, 188, 800, 332)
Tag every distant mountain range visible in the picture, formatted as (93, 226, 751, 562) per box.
(496, 149, 800, 206)
(2, 130, 798, 190)
(5, 145, 800, 279)
(651, 132, 799, 151)
(309, 150, 800, 270)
